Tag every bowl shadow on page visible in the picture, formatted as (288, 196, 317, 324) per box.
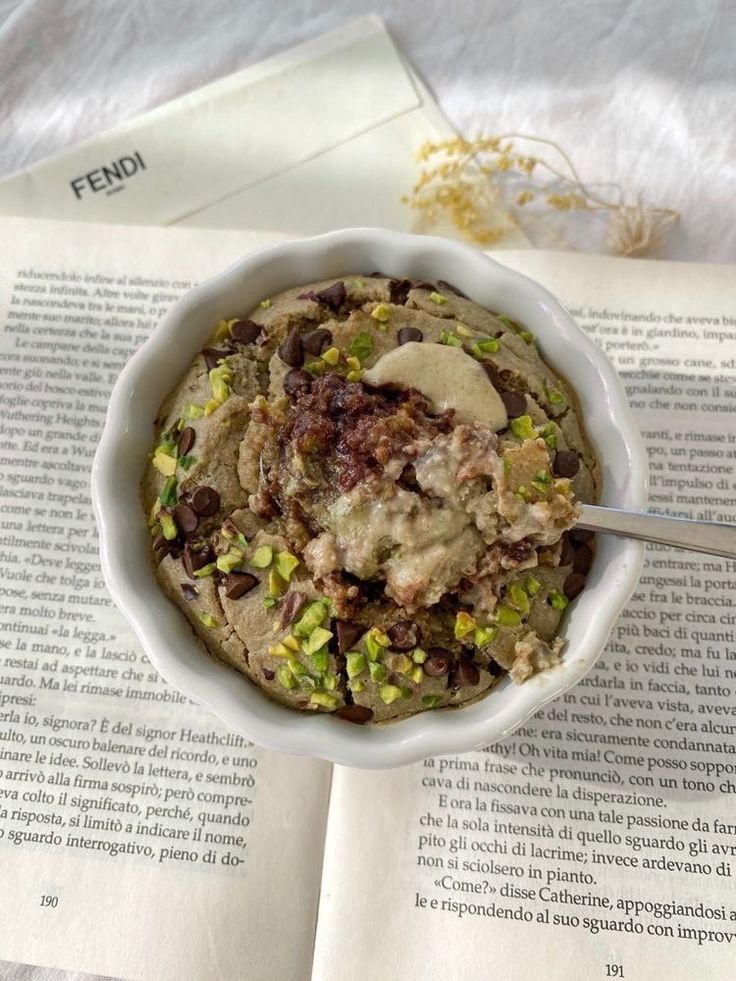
(92, 229, 647, 768)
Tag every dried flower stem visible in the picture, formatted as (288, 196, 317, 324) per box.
(404, 134, 679, 256)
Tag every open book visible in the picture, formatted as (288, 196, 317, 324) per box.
(0, 216, 734, 981)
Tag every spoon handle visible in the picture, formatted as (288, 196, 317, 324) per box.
(577, 504, 736, 560)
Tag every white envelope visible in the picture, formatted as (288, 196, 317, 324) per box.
(0, 16, 527, 246)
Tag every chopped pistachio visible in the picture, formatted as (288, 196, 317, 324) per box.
(429, 291, 448, 305)
(545, 382, 565, 405)
(299, 674, 317, 691)
(305, 359, 326, 376)
(262, 594, 278, 610)
(268, 642, 292, 658)
(455, 323, 474, 337)
(323, 674, 338, 691)
(309, 649, 330, 673)
(525, 575, 542, 596)
(203, 398, 220, 416)
(310, 690, 339, 710)
(184, 403, 205, 419)
(365, 627, 390, 661)
(471, 337, 499, 358)
(498, 315, 514, 328)
(411, 647, 427, 664)
(259, 298, 271, 309)
(303, 627, 333, 656)
(155, 440, 176, 457)
(352, 680, 365, 693)
(454, 611, 476, 639)
(160, 513, 178, 541)
(288, 656, 307, 676)
(216, 548, 244, 574)
(496, 604, 522, 627)
(545, 434, 558, 449)
(209, 365, 232, 404)
(220, 524, 234, 540)
(410, 665, 424, 685)
(509, 415, 538, 441)
(474, 624, 498, 646)
(250, 544, 273, 568)
(148, 496, 162, 527)
(197, 611, 218, 629)
(554, 478, 573, 497)
(212, 318, 234, 342)
(549, 589, 570, 610)
(268, 568, 287, 598)
(379, 684, 402, 705)
(346, 651, 367, 679)
(422, 694, 441, 709)
(178, 454, 195, 471)
(368, 661, 388, 683)
(348, 331, 373, 360)
(193, 562, 216, 579)
(274, 550, 299, 582)
(345, 370, 363, 382)
(520, 330, 535, 345)
(393, 654, 413, 674)
(152, 452, 177, 477)
(276, 665, 296, 689)
(508, 583, 530, 614)
(321, 346, 340, 366)
(161, 477, 178, 509)
(353, 278, 365, 289)
(293, 601, 327, 639)
(439, 330, 462, 347)
(346, 356, 361, 371)
(370, 302, 391, 323)
(283, 634, 300, 652)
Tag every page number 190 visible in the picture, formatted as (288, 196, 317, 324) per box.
(605, 967, 624, 978)
(40, 895, 59, 909)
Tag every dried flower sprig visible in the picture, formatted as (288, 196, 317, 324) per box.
(403, 134, 678, 256)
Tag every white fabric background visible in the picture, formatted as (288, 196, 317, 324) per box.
(0, 0, 733, 263)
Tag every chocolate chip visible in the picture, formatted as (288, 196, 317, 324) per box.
(487, 658, 505, 677)
(191, 486, 220, 517)
(262, 667, 276, 681)
(397, 326, 423, 345)
(297, 290, 318, 301)
(437, 278, 469, 299)
(302, 328, 333, 355)
(368, 271, 386, 278)
(336, 704, 374, 724)
(563, 572, 586, 600)
(573, 544, 593, 576)
(152, 534, 171, 558)
(183, 542, 214, 579)
(178, 426, 196, 456)
(224, 572, 259, 600)
(388, 278, 412, 305)
(201, 347, 230, 371)
(172, 504, 198, 536)
(315, 281, 346, 311)
(387, 619, 421, 651)
(424, 648, 451, 676)
(559, 534, 576, 567)
(280, 590, 307, 627)
(501, 539, 533, 565)
(336, 620, 362, 655)
(451, 658, 480, 688)
(570, 528, 594, 546)
(278, 327, 304, 367)
(181, 583, 198, 601)
(500, 390, 527, 418)
(283, 368, 313, 398)
(230, 319, 261, 344)
(413, 280, 437, 291)
(554, 450, 580, 478)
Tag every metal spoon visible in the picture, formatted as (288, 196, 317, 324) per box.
(577, 504, 736, 560)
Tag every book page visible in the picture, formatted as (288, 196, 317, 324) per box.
(312, 252, 736, 981)
(0, 217, 331, 981)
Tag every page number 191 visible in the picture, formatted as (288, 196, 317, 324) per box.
(605, 967, 624, 978)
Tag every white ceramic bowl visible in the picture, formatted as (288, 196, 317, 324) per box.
(92, 228, 647, 768)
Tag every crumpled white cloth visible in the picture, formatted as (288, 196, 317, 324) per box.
(0, 0, 733, 263)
